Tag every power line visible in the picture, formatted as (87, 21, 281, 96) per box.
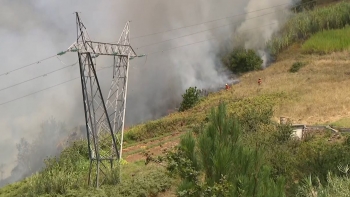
(146, 22, 278, 56)
(0, 60, 78, 93)
(123, 0, 315, 41)
(134, 0, 315, 50)
(0, 21, 278, 106)
(0, 0, 313, 81)
(0, 1, 312, 81)
(0, 54, 58, 77)
(0, 66, 110, 106)
(136, 10, 279, 49)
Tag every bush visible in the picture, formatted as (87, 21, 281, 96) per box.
(238, 105, 274, 133)
(179, 87, 201, 112)
(223, 48, 263, 74)
(273, 123, 295, 143)
(289, 62, 306, 73)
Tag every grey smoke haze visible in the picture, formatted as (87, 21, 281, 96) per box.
(0, 0, 299, 186)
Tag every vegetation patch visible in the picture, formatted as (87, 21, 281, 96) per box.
(301, 26, 350, 54)
(124, 92, 289, 143)
(0, 142, 171, 197)
(179, 86, 201, 112)
(164, 103, 286, 196)
(297, 170, 350, 197)
(289, 61, 307, 73)
(147, 103, 350, 196)
(268, 1, 350, 56)
(222, 48, 263, 74)
(330, 117, 350, 128)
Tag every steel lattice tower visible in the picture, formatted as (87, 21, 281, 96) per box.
(67, 13, 137, 187)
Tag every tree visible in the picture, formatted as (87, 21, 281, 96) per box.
(179, 87, 201, 112)
(15, 118, 68, 178)
(0, 163, 4, 180)
(16, 138, 32, 173)
(168, 102, 286, 196)
(223, 48, 263, 74)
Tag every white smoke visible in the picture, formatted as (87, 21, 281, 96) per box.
(0, 0, 299, 186)
(234, 0, 296, 67)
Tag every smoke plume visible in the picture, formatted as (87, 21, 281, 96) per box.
(0, 0, 299, 187)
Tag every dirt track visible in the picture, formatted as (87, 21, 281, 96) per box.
(123, 132, 183, 163)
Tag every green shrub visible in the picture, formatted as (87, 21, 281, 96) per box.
(179, 87, 201, 112)
(273, 123, 295, 143)
(237, 105, 274, 133)
(223, 48, 263, 74)
(289, 62, 306, 73)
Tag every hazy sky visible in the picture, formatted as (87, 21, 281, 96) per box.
(0, 0, 298, 180)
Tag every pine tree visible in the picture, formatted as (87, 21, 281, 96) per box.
(172, 102, 286, 196)
(179, 87, 201, 112)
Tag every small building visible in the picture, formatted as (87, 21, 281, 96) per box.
(291, 124, 306, 139)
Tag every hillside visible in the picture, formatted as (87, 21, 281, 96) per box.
(2, 40, 350, 197)
(123, 46, 350, 144)
(2, 1, 350, 197)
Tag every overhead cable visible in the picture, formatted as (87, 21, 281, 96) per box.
(0, 55, 58, 77)
(0, 21, 279, 106)
(120, 0, 315, 41)
(132, 0, 315, 49)
(0, 66, 109, 106)
(0, 61, 77, 93)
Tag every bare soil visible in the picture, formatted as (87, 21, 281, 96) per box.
(123, 132, 182, 163)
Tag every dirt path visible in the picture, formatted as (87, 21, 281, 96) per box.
(123, 132, 183, 163)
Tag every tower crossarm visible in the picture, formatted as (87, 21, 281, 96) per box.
(68, 41, 137, 57)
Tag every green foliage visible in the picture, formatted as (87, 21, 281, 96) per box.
(0, 139, 171, 197)
(289, 62, 307, 73)
(297, 166, 350, 197)
(302, 26, 350, 54)
(237, 105, 274, 133)
(25, 141, 89, 196)
(179, 87, 201, 112)
(268, 1, 350, 56)
(223, 48, 263, 73)
(330, 117, 350, 128)
(167, 103, 286, 196)
(266, 132, 350, 195)
(273, 123, 295, 143)
(103, 169, 172, 197)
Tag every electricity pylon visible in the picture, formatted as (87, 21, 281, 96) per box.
(67, 12, 137, 188)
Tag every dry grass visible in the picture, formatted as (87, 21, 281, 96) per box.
(229, 45, 350, 125)
(124, 45, 350, 142)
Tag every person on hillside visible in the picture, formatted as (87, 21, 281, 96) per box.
(225, 83, 230, 90)
(258, 78, 262, 85)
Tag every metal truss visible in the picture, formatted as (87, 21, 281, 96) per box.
(69, 12, 136, 188)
